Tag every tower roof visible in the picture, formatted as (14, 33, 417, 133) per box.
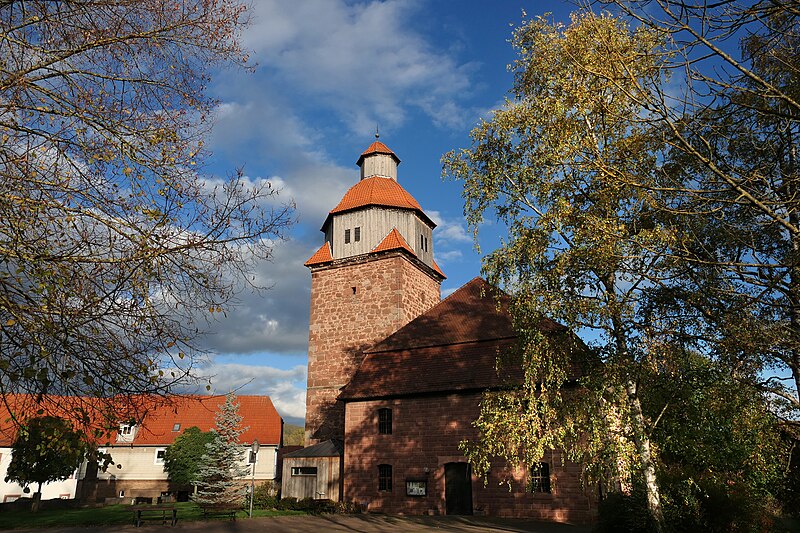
(372, 228, 415, 255)
(304, 242, 333, 267)
(323, 176, 434, 229)
(357, 140, 400, 166)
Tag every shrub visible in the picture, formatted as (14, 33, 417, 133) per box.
(660, 476, 776, 533)
(276, 497, 299, 510)
(595, 491, 655, 533)
(274, 497, 336, 514)
(335, 500, 363, 514)
(252, 481, 279, 509)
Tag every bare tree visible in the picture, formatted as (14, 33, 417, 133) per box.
(0, 1, 293, 435)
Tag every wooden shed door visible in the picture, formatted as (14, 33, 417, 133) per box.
(444, 462, 473, 515)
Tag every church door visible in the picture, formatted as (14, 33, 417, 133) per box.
(444, 462, 473, 515)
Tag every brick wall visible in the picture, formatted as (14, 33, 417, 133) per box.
(305, 252, 440, 444)
(343, 394, 597, 524)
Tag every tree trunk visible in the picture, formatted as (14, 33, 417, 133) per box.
(32, 484, 42, 513)
(625, 379, 664, 532)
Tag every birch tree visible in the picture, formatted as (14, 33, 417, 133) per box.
(443, 12, 672, 529)
(604, 0, 800, 417)
(0, 1, 293, 435)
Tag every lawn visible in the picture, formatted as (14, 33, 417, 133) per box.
(0, 502, 306, 529)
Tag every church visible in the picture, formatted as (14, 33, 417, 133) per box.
(281, 139, 597, 523)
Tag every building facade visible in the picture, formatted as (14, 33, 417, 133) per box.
(0, 394, 282, 505)
(289, 139, 597, 523)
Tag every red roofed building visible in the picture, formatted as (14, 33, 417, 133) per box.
(288, 140, 597, 523)
(78, 395, 282, 503)
(0, 394, 283, 504)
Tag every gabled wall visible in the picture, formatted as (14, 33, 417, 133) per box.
(344, 394, 597, 523)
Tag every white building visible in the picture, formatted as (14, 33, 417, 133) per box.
(0, 395, 283, 504)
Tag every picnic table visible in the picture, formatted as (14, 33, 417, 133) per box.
(132, 505, 177, 527)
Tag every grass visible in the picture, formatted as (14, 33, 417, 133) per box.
(0, 502, 306, 530)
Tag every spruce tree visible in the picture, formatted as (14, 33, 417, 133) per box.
(193, 394, 250, 505)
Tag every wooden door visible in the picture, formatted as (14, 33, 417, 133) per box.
(444, 462, 473, 515)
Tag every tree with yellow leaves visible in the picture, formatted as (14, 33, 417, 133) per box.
(444, 11, 672, 529)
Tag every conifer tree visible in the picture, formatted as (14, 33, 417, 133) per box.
(193, 394, 249, 505)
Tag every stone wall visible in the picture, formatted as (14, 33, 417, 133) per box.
(343, 393, 597, 524)
(305, 252, 440, 444)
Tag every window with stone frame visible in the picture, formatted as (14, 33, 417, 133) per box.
(378, 408, 392, 435)
(378, 464, 392, 492)
(528, 462, 551, 493)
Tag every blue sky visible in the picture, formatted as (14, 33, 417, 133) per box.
(195, 1, 577, 426)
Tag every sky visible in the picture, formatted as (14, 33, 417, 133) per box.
(194, 1, 578, 426)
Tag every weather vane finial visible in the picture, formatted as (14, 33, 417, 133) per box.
(375, 124, 380, 139)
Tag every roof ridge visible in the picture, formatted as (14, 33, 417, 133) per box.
(365, 335, 518, 355)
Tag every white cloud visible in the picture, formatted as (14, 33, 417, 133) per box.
(201, 238, 313, 355)
(435, 250, 463, 263)
(240, 0, 477, 133)
(428, 209, 471, 244)
(200, 363, 307, 422)
(207, 90, 353, 225)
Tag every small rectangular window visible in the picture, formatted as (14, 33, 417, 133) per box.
(354, 226, 361, 242)
(528, 462, 551, 493)
(172, 423, 181, 432)
(345, 229, 351, 244)
(248, 451, 258, 464)
(291, 466, 317, 476)
(420, 234, 424, 250)
(154, 449, 166, 465)
(378, 464, 392, 492)
(378, 408, 392, 435)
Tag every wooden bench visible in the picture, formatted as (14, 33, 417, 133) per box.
(132, 505, 177, 527)
(199, 503, 240, 521)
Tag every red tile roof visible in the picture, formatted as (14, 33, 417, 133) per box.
(128, 395, 282, 446)
(304, 242, 333, 267)
(372, 228, 415, 255)
(0, 394, 282, 447)
(324, 176, 434, 228)
(338, 339, 519, 400)
(367, 278, 518, 353)
(432, 259, 446, 279)
(339, 278, 569, 401)
(356, 141, 400, 166)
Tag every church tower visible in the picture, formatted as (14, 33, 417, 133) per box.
(303, 138, 445, 445)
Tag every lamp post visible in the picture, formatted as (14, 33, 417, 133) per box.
(249, 439, 259, 518)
